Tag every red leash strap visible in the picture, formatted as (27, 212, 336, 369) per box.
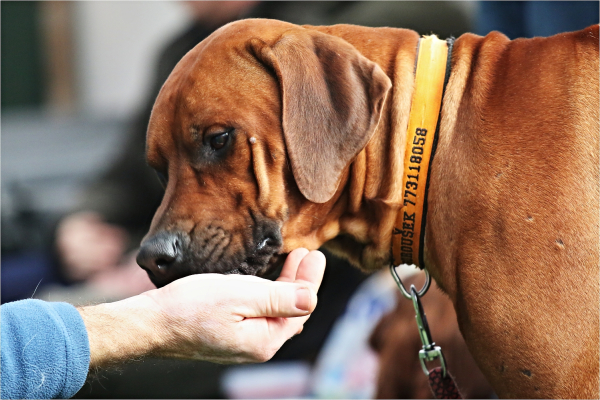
(428, 367, 463, 399)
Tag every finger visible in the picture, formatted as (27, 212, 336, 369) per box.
(277, 248, 309, 282)
(270, 314, 309, 339)
(238, 314, 310, 362)
(294, 250, 326, 291)
(240, 281, 318, 318)
(256, 314, 310, 342)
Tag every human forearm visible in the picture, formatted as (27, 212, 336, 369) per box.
(78, 293, 164, 369)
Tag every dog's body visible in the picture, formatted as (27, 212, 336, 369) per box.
(138, 20, 599, 398)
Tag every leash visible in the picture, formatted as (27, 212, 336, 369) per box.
(390, 268, 462, 399)
(390, 35, 462, 399)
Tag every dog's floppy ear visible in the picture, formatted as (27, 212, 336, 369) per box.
(249, 29, 391, 203)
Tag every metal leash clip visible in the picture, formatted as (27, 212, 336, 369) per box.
(410, 285, 447, 377)
(389, 265, 447, 377)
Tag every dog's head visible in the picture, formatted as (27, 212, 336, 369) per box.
(137, 19, 391, 287)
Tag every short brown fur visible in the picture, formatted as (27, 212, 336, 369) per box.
(143, 20, 599, 398)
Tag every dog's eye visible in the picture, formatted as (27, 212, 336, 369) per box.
(210, 131, 230, 150)
(156, 171, 168, 189)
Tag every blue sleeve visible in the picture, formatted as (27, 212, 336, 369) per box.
(1, 299, 90, 399)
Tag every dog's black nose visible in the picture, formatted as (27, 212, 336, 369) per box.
(137, 232, 182, 277)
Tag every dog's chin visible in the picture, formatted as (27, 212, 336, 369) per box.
(146, 273, 167, 288)
(224, 253, 287, 278)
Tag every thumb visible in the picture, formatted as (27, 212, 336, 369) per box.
(241, 282, 318, 319)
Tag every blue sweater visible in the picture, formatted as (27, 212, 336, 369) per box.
(1, 299, 90, 399)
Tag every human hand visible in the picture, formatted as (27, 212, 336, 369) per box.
(80, 248, 326, 368)
(56, 212, 129, 281)
(146, 248, 326, 363)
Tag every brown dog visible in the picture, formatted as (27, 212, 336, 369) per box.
(137, 20, 599, 398)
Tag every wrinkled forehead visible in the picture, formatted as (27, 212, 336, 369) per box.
(155, 35, 257, 117)
(147, 20, 295, 146)
(153, 20, 297, 117)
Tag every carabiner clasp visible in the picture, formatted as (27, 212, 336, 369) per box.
(410, 285, 447, 377)
(389, 265, 447, 376)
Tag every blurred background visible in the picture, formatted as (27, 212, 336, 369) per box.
(2, 1, 597, 398)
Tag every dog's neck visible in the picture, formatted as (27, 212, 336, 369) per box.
(306, 25, 600, 399)
(315, 27, 458, 282)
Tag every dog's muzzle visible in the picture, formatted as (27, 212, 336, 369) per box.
(137, 220, 284, 287)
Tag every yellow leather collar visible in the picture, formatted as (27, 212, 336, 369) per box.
(392, 35, 453, 268)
